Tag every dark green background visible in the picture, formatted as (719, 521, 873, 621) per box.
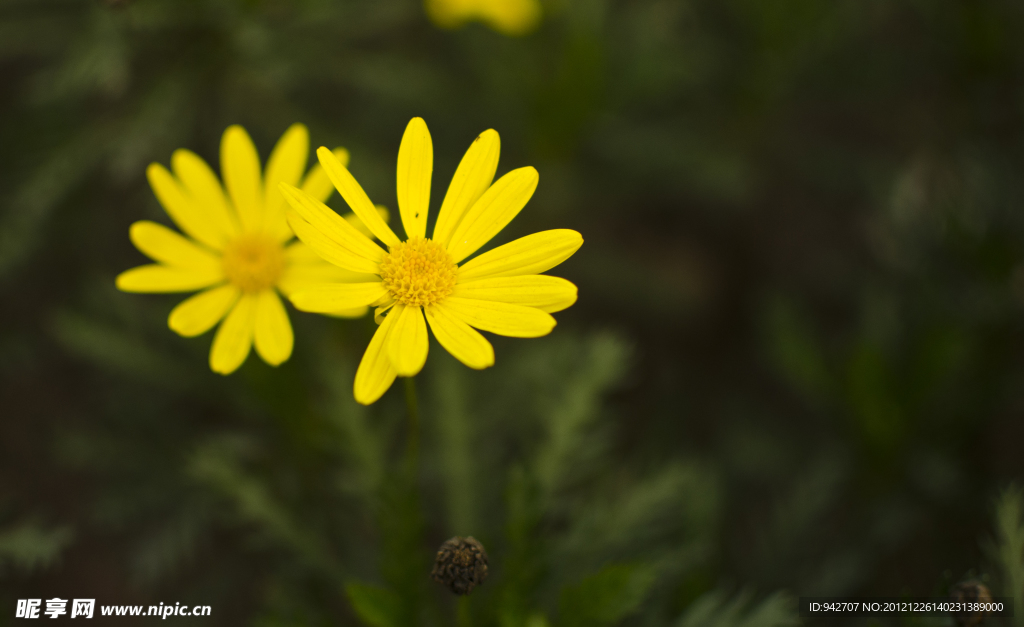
(3, 0, 1024, 625)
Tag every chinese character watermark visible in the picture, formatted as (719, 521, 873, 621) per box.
(70, 600, 94, 619)
(16, 599, 41, 619)
(44, 599, 67, 619)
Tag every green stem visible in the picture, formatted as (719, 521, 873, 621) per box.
(457, 595, 472, 627)
(404, 376, 419, 474)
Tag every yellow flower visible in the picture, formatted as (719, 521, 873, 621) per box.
(425, 0, 541, 36)
(116, 124, 384, 375)
(282, 117, 583, 405)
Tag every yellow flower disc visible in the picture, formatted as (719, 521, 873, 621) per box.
(380, 237, 458, 307)
(221, 233, 285, 293)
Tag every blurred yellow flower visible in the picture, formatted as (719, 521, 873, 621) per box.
(117, 124, 384, 375)
(282, 117, 583, 405)
(425, 0, 541, 36)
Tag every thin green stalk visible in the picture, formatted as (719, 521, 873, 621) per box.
(404, 376, 420, 474)
(457, 595, 472, 627)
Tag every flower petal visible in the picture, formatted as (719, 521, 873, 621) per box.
(374, 300, 397, 324)
(456, 229, 582, 281)
(343, 205, 391, 241)
(300, 148, 349, 203)
(316, 146, 401, 247)
(263, 123, 309, 241)
(433, 129, 499, 247)
(443, 297, 555, 337)
(286, 213, 381, 274)
(146, 163, 229, 250)
(209, 293, 258, 374)
(168, 284, 240, 337)
(453, 275, 577, 313)
(288, 281, 387, 313)
(221, 125, 265, 232)
(445, 166, 539, 263)
(481, 0, 542, 36)
(424, 0, 465, 29)
(354, 312, 399, 405)
(386, 304, 429, 377)
(278, 243, 379, 295)
(325, 307, 370, 319)
(253, 290, 293, 366)
(425, 302, 494, 369)
(281, 183, 385, 264)
(170, 149, 240, 242)
(116, 264, 224, 293)
(396, 117, 432, 240)
(128, 221, 221, 271)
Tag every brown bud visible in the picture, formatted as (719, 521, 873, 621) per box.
(949, 581, 993, 627)
(430, 536, 488, 595)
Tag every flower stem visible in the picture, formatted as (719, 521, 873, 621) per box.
(404, 376, 419, 473)
(457, 595, 472, 627)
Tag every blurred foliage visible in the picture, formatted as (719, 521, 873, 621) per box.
(3, 0, 1024, 625)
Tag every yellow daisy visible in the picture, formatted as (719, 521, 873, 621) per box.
(116, 124, 384, 375)
(281, 117, 583, 405)
(425, 0, 541, 36)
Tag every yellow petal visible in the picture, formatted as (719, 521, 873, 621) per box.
(284, 239, 338, 264)
(146, 163, 229, 250)
(288, 281, 387, 313)
(278, 243, 379, 295)
(253, 290, 293, 366)
(128, 221, 221, 271)
(443, 297, 555, 337)
(433, 129, 500, 247)
(263, 124, 309, 241)
(279, 264, 379, 291)
(396, 117, 432, 240)
(116, 264, 224, 293)
(300, 147, 350, 203)
(322, 307, 369, 319)
(424, 302, 494, 369)
(424, 0, 469, 29)
(445, 166, 539, 263)
(374, 300, 397, 324)
(387, 304, 428, 377)
(170, 149, 240, 242)
(354, 312, 399, 405)
(168, 284, 240, 337)
(343, 205, 391, 240)
(481, 0, 542, 36)
(316, 146, 401, 247)
(286, 213, 381, 274)
(209, 293, 258, 374)
(457, 229, 582, 281)
(280, 183, 385, 265)
(453, 275, 577, 313)
(221, 125, 264, 232)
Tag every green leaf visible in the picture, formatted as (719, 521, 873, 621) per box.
(534, 332, 630, 503)
(344, 581, 403, 627)
(0, 522, 74, 575)
(497, 466, 546, 626)
(675, 590, 798, 627)
(763, 296, 833, 404)
(558, 563, 657, 627)
(989, 486, 1024, 627)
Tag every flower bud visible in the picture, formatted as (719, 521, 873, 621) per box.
(430, 536, 488, 595)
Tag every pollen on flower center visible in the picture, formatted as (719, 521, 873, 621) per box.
(221, 233, 285, 293)
(380, 237, 458, 307)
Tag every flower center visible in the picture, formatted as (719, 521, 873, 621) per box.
(221, 233, 285, 293)
(380, 237, 458, 307)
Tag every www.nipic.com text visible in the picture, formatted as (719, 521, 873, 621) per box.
(16, 599, 212, 619)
